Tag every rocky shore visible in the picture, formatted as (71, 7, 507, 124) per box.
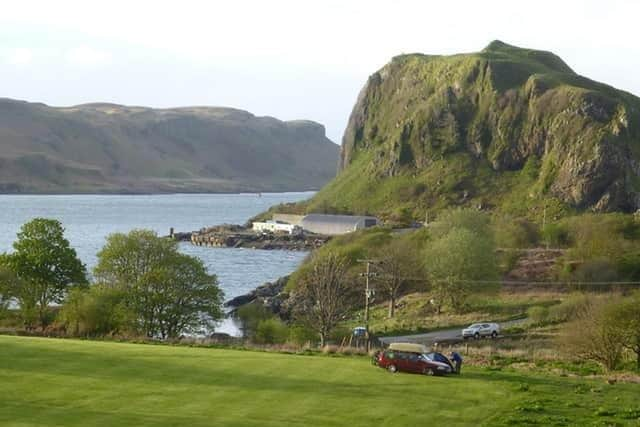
(225, 276, 292, 319)
(175, 224, 330, 251)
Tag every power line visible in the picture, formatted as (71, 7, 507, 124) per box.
(384, 276, 640, 286)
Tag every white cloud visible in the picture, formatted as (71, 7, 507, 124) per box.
(5, 48, 33, 65)
(65, 46, 111, 67)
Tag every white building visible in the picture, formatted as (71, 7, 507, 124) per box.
(252, 220, 302, 235)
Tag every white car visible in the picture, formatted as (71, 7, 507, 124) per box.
(462, 322, 500, 339)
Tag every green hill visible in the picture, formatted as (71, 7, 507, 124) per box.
(299, 41, 640, 222)
(0, 99, 339, 193)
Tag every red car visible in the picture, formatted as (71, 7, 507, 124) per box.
(374, 345, 454, 376)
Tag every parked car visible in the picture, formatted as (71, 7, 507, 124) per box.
(375, 343, 453, 376)
(462, 322, 500, 339)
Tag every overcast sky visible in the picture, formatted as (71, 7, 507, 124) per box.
(1, 0, 639, 143)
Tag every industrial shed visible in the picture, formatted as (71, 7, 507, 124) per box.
(300, 214, 379, 235)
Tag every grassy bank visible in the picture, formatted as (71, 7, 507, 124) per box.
(1, 336, 639, 426)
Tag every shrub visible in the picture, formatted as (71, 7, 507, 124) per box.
(288, 323, 318, 346)
(58, 285, 134, 337)
(254, 318, 289, 345)
(527, 306, 549, 324)
(548, 294, 590, 323)
(570, 259, 618, 287)
(236, 303, 273, 339)
(493, 217, 540, 249)
(541, 223, 569, 247)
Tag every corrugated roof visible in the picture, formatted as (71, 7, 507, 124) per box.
(302, 214, 377, 225)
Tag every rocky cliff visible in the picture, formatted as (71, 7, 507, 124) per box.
(305, 41, 640, 221)
(0, 99, 339, 193)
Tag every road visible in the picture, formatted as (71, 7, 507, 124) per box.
(378, 318, 526, 346)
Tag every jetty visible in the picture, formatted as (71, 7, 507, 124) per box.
(184, 224, 329, 251)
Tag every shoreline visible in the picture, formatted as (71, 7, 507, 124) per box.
(0, 190, 318, 196)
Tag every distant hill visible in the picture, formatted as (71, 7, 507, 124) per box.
(0, 99, 339, 193)
(298, 41, 640, 222)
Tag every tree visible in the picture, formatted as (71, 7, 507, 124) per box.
(0, 218, 87, 329)
(561, 297, 624, 371)
(58, 285, 134, 337)
(430, 208, 493, 240)
(94, 230, 223, 339)
(294, 253, 351, 347)
(424, 228, 498, 312)
(378, 238, 423, 318)
(0, 267, 16, 320)
(610, 295, 640, 370)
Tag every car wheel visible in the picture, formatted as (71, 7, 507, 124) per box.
(463, 336, 468, 340)
(387, 364, 398, 373)
(474, 332, 480, 340)
(491, 331, 498, 339)
(423, 368, 435, 376)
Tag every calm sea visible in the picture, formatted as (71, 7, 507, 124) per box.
(0, 193, 313, 335)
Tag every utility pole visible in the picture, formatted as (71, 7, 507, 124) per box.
(542, 202, 549, 249)
(358, 259, 380, 351)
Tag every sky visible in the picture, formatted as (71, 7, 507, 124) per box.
(1, 0, 639, 143)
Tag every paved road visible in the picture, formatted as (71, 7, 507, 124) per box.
(378, 318, 526, 346)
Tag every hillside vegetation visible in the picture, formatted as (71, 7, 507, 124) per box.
(291, 41, 640, 223)
(2, 336, 640, 426)
(0, 99, 339, 193)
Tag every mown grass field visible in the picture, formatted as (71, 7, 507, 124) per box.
(1, 336, 639, 426)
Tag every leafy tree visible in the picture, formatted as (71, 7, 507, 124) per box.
(609, 295, 640, 370)
(378, 238, 424, 318)
(94, 230, 223, 339)
(0, 267, 16, 320)
(58, 285, 134, 337)
(424, 228, 498, 312)
(430, 208, 492, 240)
(294, 253, 352, 347)
(0, 218, 87, 329)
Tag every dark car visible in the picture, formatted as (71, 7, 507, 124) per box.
(375, 349, 453, 376)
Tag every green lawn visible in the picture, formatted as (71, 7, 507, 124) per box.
(1, 336, 639, 426)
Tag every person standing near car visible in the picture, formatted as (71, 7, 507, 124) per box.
(450, 351, 463, 374)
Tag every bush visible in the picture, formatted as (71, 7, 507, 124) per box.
(58, 285, 134, 337)
(548, 294, 590, 323)
(236, 303, 273, 339)
(571, 259, 618, 287)
(527, 306, 549, 324)
(493, 217, 540, 249)
(254, 318, 289, 345)
(542, 223, 569, 247)
(288, 323, 318, 346)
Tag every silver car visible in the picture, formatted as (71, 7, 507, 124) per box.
(462, 322, 500, 339)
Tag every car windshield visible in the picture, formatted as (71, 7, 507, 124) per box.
(468, 323, 481, 328)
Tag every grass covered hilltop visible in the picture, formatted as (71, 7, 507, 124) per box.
(285, 41, 640, 223)
(2, 336, 640, 427)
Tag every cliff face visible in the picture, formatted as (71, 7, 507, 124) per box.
(310, 41, 640, 220)
(0, 100, 339, 193)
